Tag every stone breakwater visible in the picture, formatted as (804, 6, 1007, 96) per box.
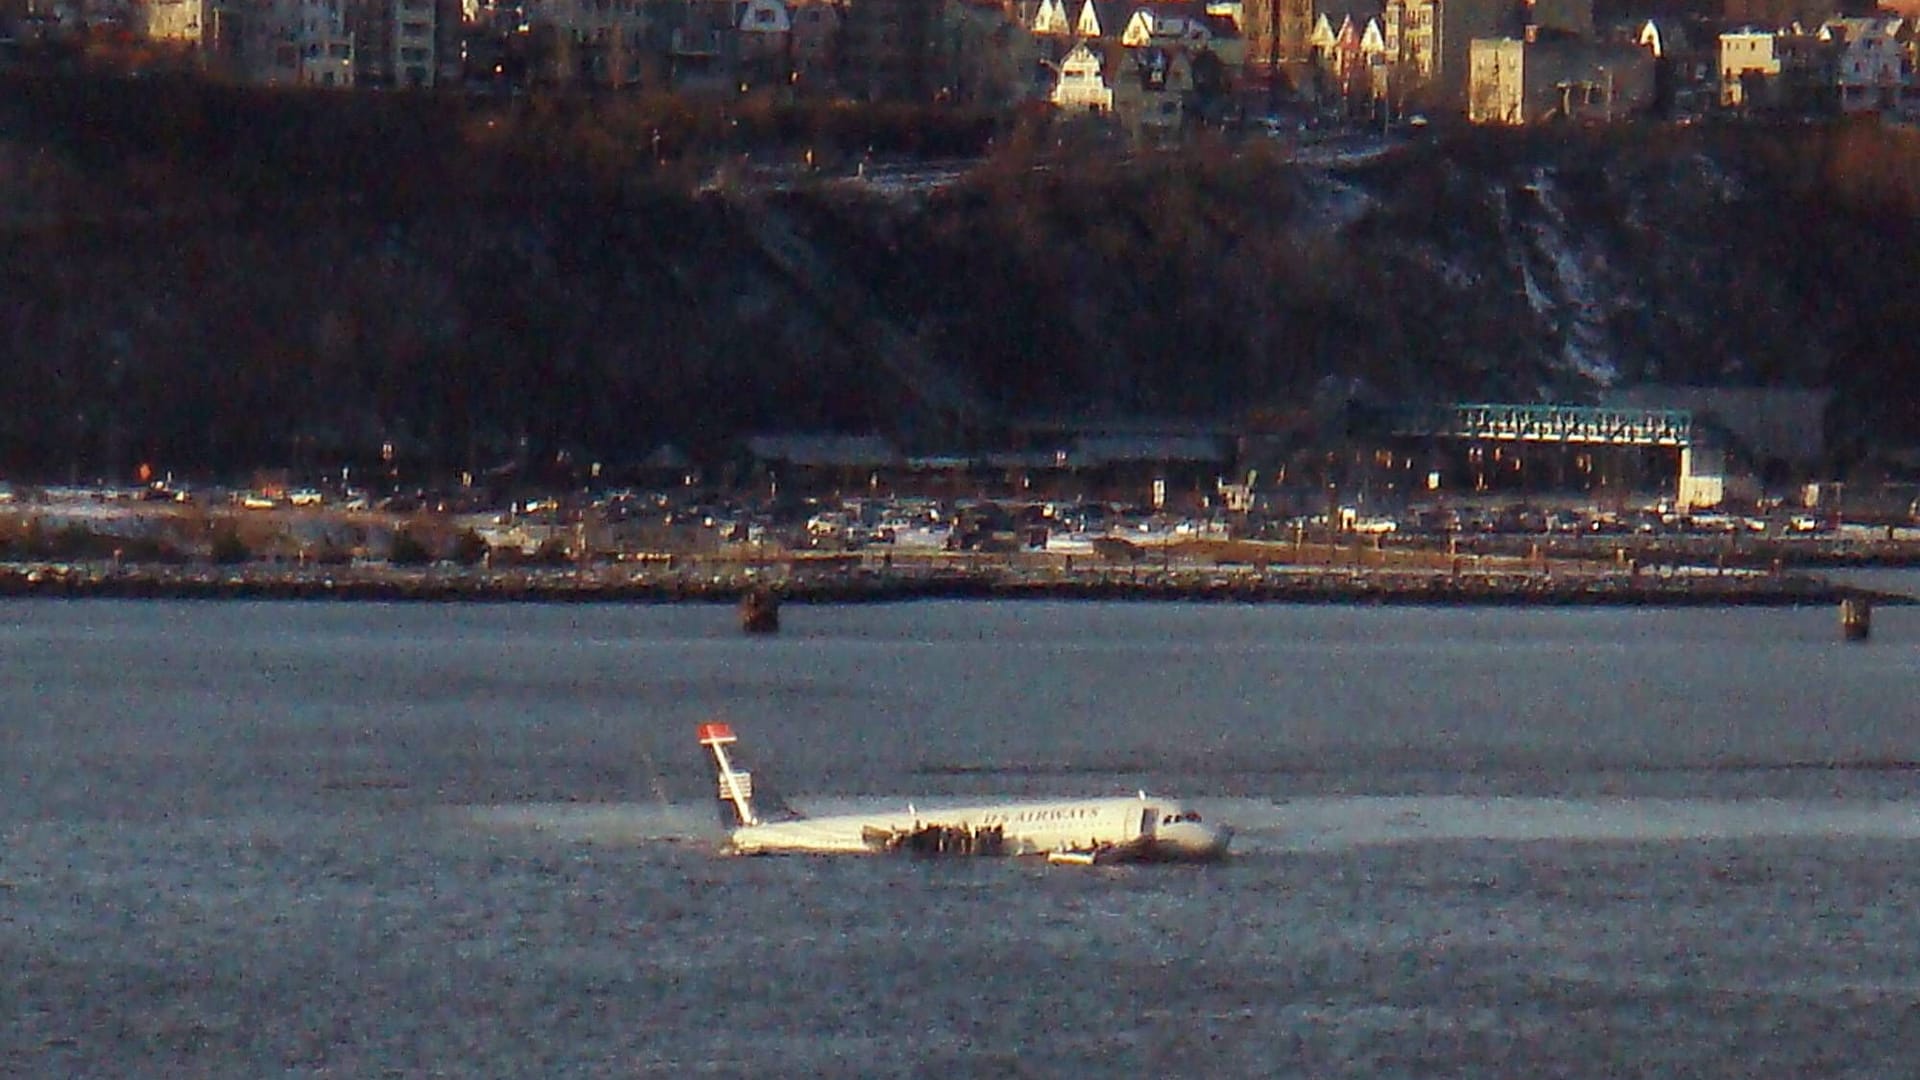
(0, 561, 1890, 607)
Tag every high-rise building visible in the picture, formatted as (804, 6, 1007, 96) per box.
(347, 0, 457, 86)
(1241, 0, 1314, 72)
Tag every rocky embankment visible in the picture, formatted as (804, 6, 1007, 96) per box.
(0, 557, 1886, 608)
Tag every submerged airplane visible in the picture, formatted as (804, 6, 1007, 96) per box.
(698, 722, 1232, 864)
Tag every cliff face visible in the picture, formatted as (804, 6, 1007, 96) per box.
(2, 78, 1917, 480)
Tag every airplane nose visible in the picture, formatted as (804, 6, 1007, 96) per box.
(1196, 825, 1233, 857)
(1157, 822, 1232, 860)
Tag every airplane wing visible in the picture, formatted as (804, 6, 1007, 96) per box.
(1044, 837, 1153, 866)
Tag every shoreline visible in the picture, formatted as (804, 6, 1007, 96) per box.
(0, 560, 1902, 607)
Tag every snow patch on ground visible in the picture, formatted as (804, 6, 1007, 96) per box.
(1516, 168, 1619, 388)
(834, 161, 973, 199)
(1290, 133, 1405, 168)
(1298, 171, 1377, 234)
(1520, 260, 1552, 314)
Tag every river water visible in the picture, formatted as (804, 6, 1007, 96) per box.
(5, 593, 1920, 1076)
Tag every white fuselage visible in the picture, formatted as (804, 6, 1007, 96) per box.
(728, 795, 1230, 861)
(696, 722, 1230, 863)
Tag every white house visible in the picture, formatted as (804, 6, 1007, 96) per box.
(1031, 0, 1072, 36)
(1122, 6, 1212, 48)
(1052, 39, 1115, 110)
(1073, 0, 1125, 39)
(1719, 27, 1779, 106)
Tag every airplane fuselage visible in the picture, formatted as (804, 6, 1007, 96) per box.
(729, 795, 1230, 862)
(696, 721, 1230, 863)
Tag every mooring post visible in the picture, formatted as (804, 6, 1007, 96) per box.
(740, 587, 780, 634)
(1841, 596, 1871, 642)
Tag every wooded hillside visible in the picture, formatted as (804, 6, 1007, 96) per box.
(3, 76, 1918, 482)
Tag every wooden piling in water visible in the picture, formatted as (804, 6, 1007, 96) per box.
(740, 587, 780, 634)
(1841, 596, 1871, 642)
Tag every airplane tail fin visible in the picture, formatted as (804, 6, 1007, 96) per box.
(698, 722, 761, 828)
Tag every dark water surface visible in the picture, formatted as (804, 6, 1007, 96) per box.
(5, 598, 1920, 1076)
